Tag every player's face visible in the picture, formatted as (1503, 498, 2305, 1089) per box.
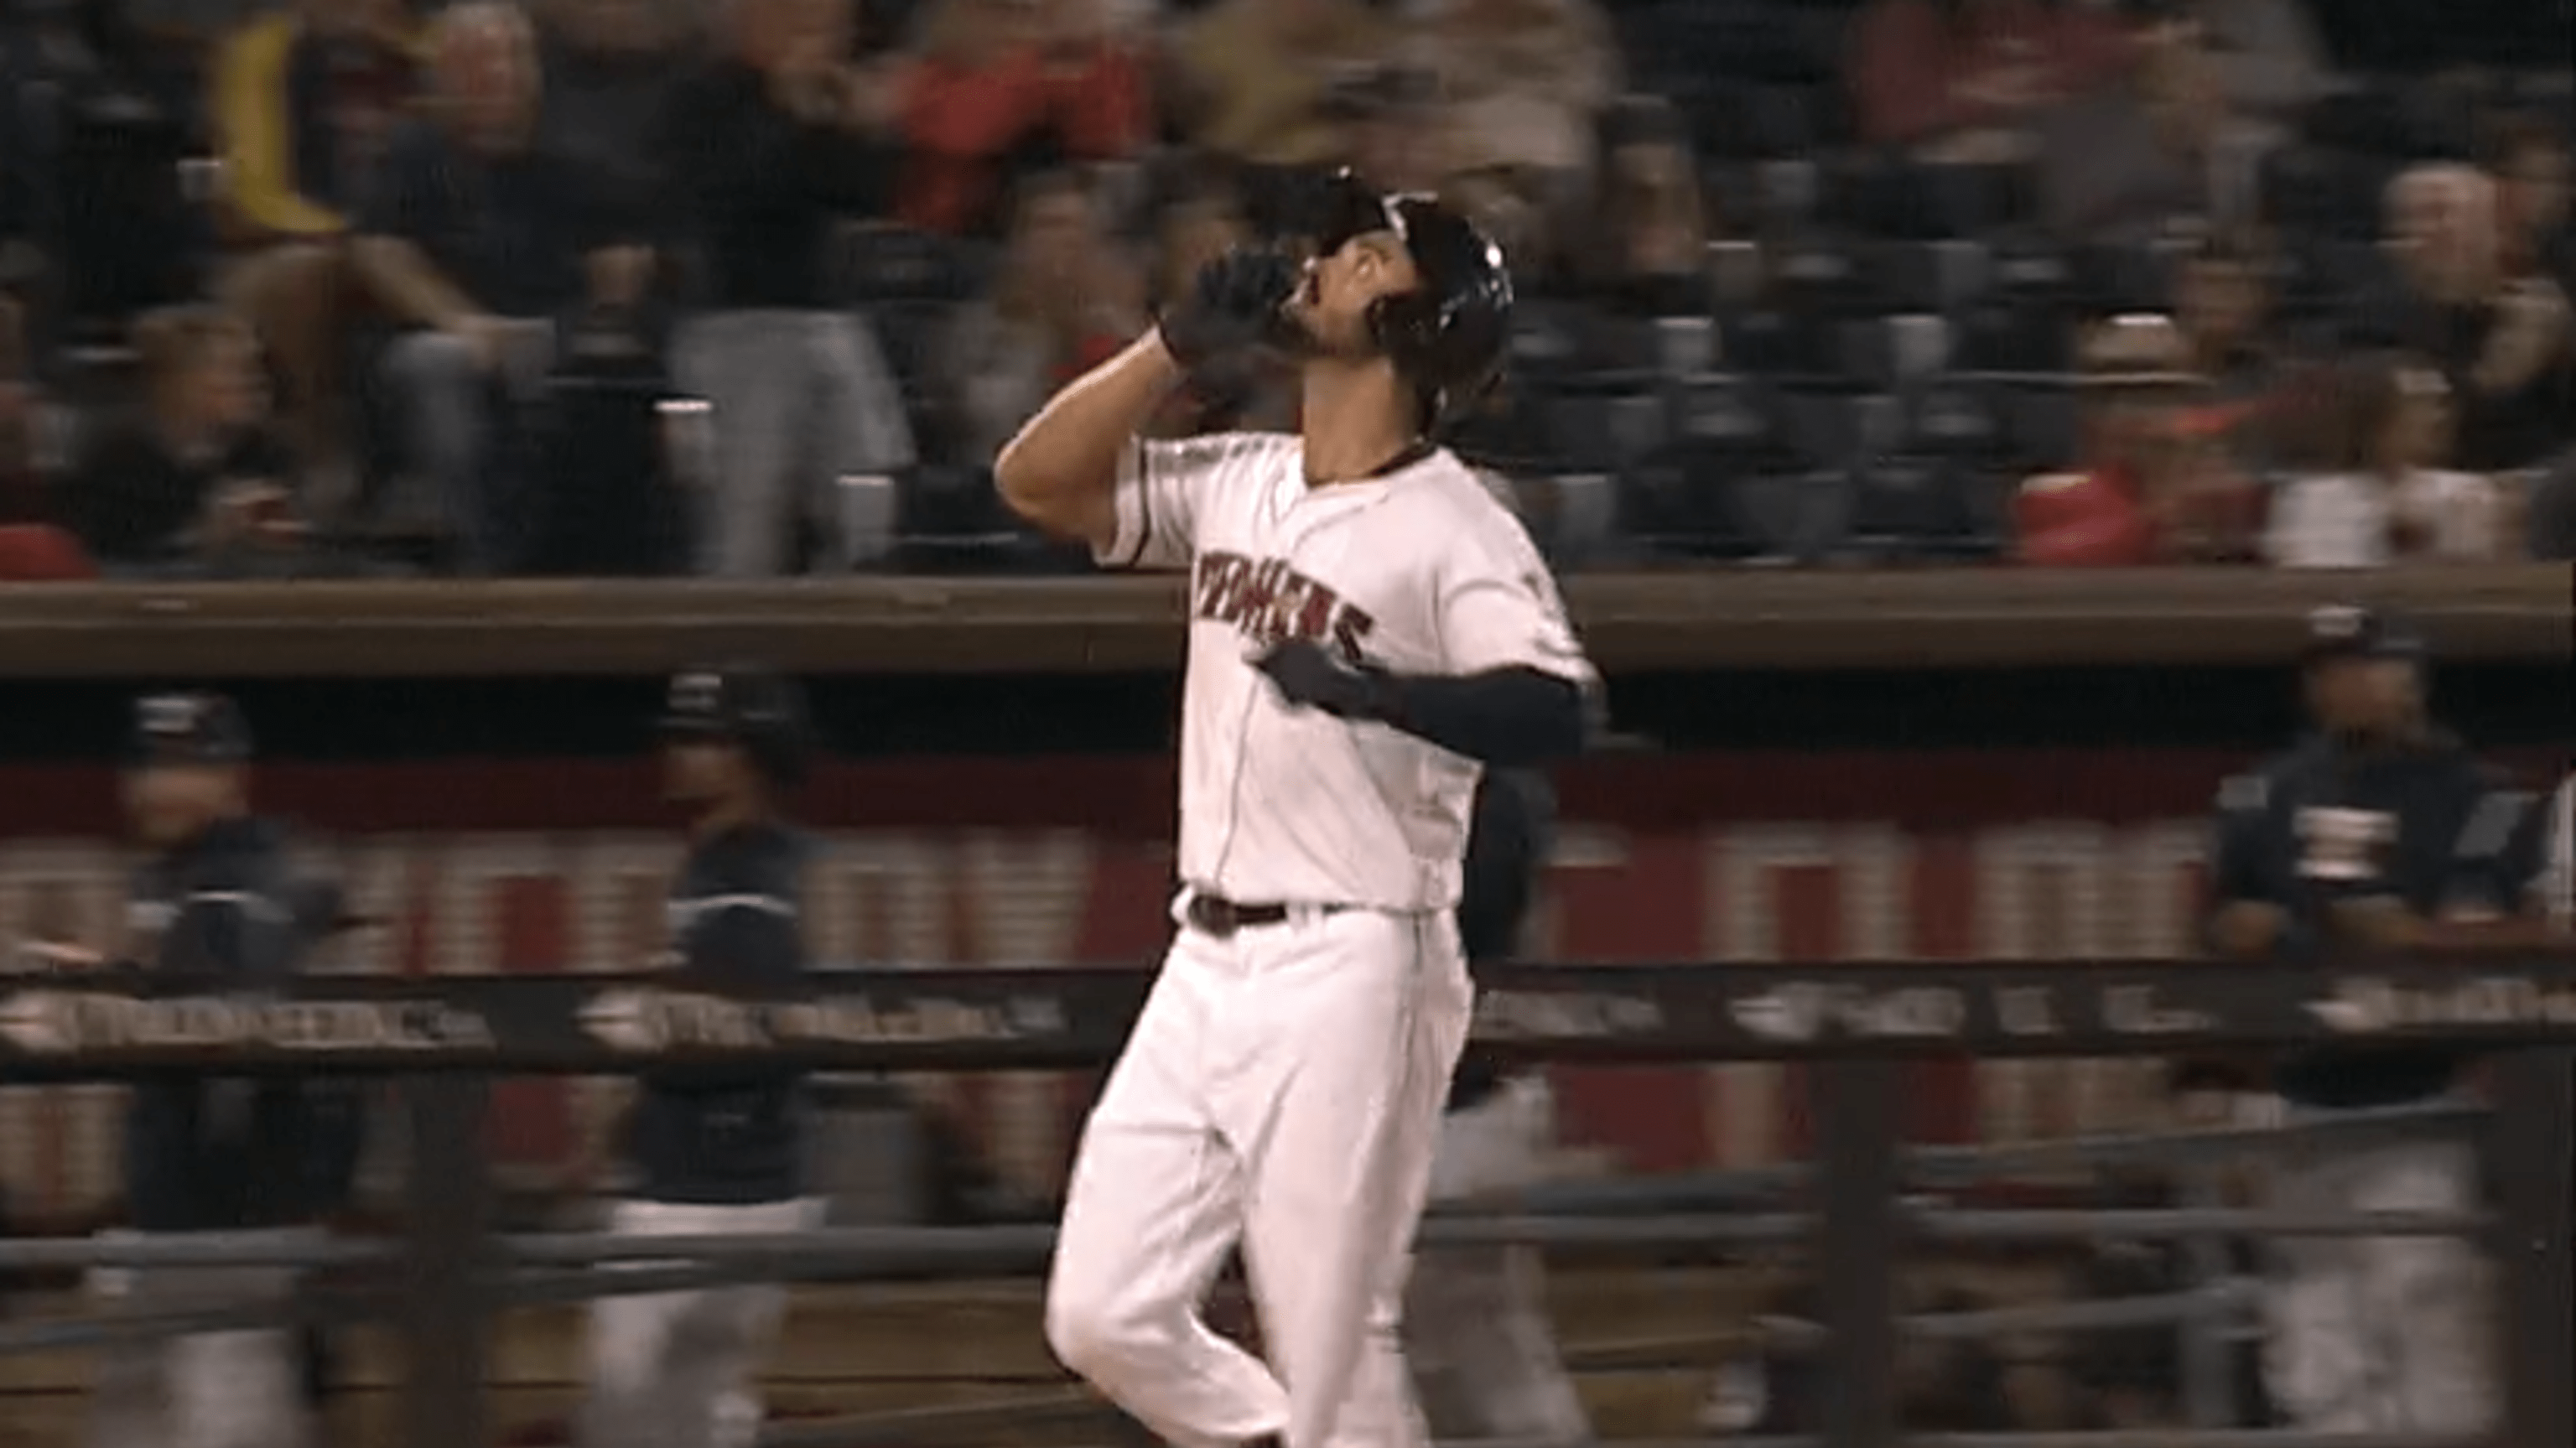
(1282, 229, 1422, 358)
(122, 764, 240, 849)
(662, 739, 749, 808)
(2307, 657, 2419, 738)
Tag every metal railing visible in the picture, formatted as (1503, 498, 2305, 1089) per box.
(0, 955, 2569, 1448)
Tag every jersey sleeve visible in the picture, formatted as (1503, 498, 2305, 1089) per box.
(2545, 777, 2575, 930)
(684, 899, 804, 986)
(161, 880, 296, 978)
(1435, 508, 1594, 682)
(2206, 773, 2279, 907)
(1094, 432, 1278, 572)
(2462, 778, 2565, 911)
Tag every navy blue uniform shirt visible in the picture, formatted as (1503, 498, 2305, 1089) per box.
(626, 821, 815, 1205)
(124, 816, 346, 1233)
(2207, 732, 2550, 1108)
(1448, 768, 1555, 1113)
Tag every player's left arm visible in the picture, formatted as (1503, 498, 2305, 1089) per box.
(2541, 776, 2574, 933)
(1256, 518, 1594, 766)
(163, 865, 299, 981)
(2345, 770, 2558, 951)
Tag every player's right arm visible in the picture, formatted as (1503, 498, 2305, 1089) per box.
(2205, 771, 2293, 958)
(993, 332, 1188, 556)
(996, 245, 1298, 558)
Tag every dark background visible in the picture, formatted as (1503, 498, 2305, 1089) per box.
(1, 661, 2565, 762)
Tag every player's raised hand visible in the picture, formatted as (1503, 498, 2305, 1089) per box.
(1254, 638, 1384, 720)
(1158, 245, 1299, 374)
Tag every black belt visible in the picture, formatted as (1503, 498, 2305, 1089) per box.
(1186, 894, 1342, 940)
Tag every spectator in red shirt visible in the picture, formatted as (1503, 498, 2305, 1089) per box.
(894, 0, 1152, 238)
(1847, 0, 2140, 162)
(2016, 314, 2259, 565)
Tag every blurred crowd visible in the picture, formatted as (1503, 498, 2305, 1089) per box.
(0, 0, 2567, 579)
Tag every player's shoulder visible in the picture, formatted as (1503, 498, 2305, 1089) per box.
(2216, 745, 2315, 813)
(1143, 428, 1298, 482)
(1403, 452, 1544, 554)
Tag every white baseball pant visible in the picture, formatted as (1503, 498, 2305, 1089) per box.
(1046, 906, 1473, 1448)
(577, 1196, 825, 1448)
(86, 1229, 316, 1448)
(1404, 1076, 1591, 1445)
(2260, 1124, 2495, 1435)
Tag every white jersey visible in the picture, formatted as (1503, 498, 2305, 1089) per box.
(1098, 430, 1592, 911)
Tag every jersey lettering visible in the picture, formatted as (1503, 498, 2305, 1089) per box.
(2295, 806, 2397, 883)
(1192, 549, 1378, 665)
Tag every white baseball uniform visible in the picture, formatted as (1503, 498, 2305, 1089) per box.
(1044, 430, 1592, 1448)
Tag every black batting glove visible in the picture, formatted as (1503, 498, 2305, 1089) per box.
(1255, 638, 1387, 720)
(1159, 245, 1300, 374)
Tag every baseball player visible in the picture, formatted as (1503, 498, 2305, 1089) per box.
(576, 665, 823, 1448)
(88, 693, 348, 1448)
(995, 168, 1594, 1448)
(2205, 605, 2554, 1436)
(1405, 766, 1591, 1444)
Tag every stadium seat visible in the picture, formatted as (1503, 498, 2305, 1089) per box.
(1541, 472, 1623, 567)
(2309, 238, 2397, 306)
(1649, 314, 1723, 376)
(1983, 234, 2077, 307)
(1902, 379, 2011, 465)
(1706, 239, 1768, 313)
(1742, 85, 1822, 157)
(524, 369, 689, 577)
(831, 473, 901, 570)
(2302, 90, 2416, 157)
(1991, 377, 2085, 470)
(1753, 159, 1823, 229)
(1543, 378, 1668, 472)
(2397, 74, 2484, 160)
(867, 300, 954, 401)
(1731, 468, 1857, 563)
(1616, 450, 1726, 558)
(1505, 297, 1597, 391)
(1845, 457, 2010, 561)
(1774, 383, 1901, 468)
(1768, 231, 1883, 319)
(894, 464, 1013, 552)
(1667, 371, 1792, 475)
(1880, 239, 1993, 317)
(2262, 147, 2392, 241)
(833, 224, 984, 304)
(2073, 237, 2184, 315)
(1915, 161, 2036, 240)
(1839, 314, 1954, 389)
(1954, 304, 2073, 376)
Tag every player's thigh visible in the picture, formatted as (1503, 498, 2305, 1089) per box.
(1228, 910, 1471, 1186)
(1052, 933, 1244, 1308)
(1083, 931, 1223, 1137)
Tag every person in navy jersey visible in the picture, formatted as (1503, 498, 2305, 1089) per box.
(1402, 766, 1592, 1444)
(2205, 604, 2554, 1437)
(88, 693, 353, 1448)
(578, 663, 823, 1448)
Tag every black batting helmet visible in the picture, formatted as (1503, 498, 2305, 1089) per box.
(2300, 604, 2427, 672)
(659, 664, 813, 787)
(1309, 169, 1514, 431)
(127, 692, 253, 767)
